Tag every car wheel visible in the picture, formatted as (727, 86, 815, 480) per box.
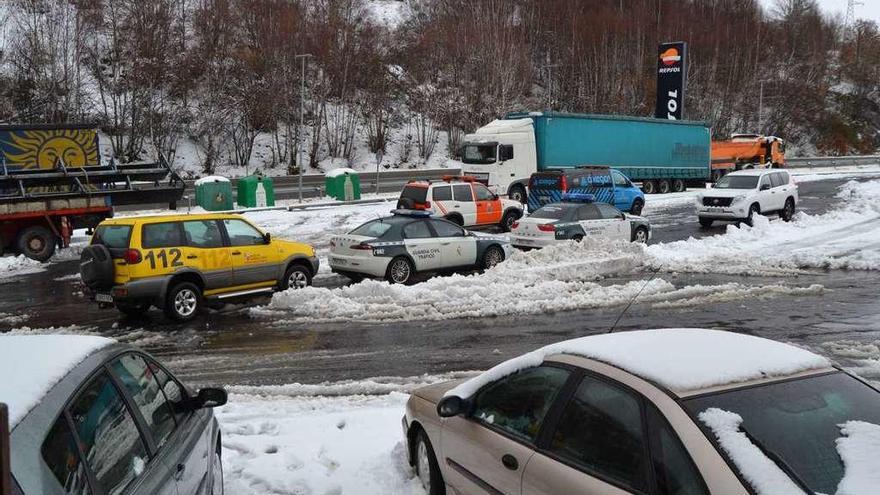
(445, 214, 463, 226)
(672, 179, 686, 193)
(415, 429, 445, 495)
(16, 225, 57, 262)
(482, 245, 505, 270)
(781, 198, 795, 222)
(509, 185, 527, 204)
(658, 179, 671, 194)
(642, 180, 657, 195)
(386, 257, 415, 284)
(632, 226, 649, 244)
(698, 217, 714, 229)
(572, 235, 584, 243)
(282, 264, 312, 290)
(745, 203, 760, 227)
(500, 211, 518, 232)
(116, 301, 150, 317)
(211, 446, 224, 495)
(630, 198, 644, 216)
(164, 281, 202, 322)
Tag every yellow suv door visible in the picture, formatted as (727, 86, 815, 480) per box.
(220, 218, 282, 288)
(179, 219, 233, 293)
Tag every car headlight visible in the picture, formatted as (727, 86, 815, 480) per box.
(731, 195, 747, 204)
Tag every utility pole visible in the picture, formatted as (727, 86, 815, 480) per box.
(758, 80, 764, 133)
(845, 1, 863, 42)
(542, 63, 560, 110)
(295, 53, 313, 203)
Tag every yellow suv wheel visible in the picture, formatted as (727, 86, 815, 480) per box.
(165, 281, 203, 322)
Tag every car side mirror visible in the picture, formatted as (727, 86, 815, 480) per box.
(263, 232, 272, 244)
(186, 387, 228, 410)
(492, 194, 499, 201)
(760, 184, 770, 191)
(437, 396, 467, 418)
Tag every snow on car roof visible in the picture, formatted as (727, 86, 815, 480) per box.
(445, 329, 832, 398)
(0, 335, 114, 429)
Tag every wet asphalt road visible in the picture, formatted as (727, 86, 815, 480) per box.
(1, 177, 877, 387)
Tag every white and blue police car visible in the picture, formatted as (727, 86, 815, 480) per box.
(329, 210, 513, 284)
(510, 193, 651, 249)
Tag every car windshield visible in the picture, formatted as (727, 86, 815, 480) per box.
(530, 205, 572, 220)
(714, 175, 759, 189)
(684, 372, 880, 495)
(350, 218, 397, 238)
(461, 144, 497, 164)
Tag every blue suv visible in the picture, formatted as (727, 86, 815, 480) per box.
(527, 166, 645, 214)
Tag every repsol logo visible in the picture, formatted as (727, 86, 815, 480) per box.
(659, 67, 681, 74)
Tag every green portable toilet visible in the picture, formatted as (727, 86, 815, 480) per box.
(194, 176, 233, 211)
(237, 175, 275, 208)
(324, 168, 361, 201)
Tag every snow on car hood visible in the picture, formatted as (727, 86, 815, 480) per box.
(0, 334, 114, 428)
(444, 329, 831, 398)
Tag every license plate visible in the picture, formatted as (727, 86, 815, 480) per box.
(95, 293, 113, 303)
(331, 257, 348, 266)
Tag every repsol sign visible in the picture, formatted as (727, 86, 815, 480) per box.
(655, 42, 687, 120)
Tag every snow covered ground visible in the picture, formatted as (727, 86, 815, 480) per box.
(217, 373, 480, 495)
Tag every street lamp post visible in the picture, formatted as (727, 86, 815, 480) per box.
(295, 53, 313, 203)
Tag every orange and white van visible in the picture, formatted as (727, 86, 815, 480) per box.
(396, 176, 523, 231)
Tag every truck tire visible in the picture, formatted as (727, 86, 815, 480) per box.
(711, 170, 723, 182)
(672, 179, 686, 193)
(658, 180, 671, 194)
(508, 184, 527, 204)
(642, 180, 657, 194)
(80, 244, 115, 290)
(17, 225, 57, 262)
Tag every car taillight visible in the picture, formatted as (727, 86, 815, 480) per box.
(350, 243, 373, 250)
(511, 221, 520, 230)
(538, 224, 555, 232)
(560, 175, 568, 192)
(124, 249, 142, 264)
(413, 201, 431, 210)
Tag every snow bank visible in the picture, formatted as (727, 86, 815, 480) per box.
(835, 421, 880, 495)
(0, 255, 45, 281)
(647, 180, 880, 275)
(218, 389, 424, 495)
(0, 334, 113, 428)
(698, 408, 806, 495)
(226, 372, 477, 399)
(325, 167, 358, 178)
(445, 329, 831, 398)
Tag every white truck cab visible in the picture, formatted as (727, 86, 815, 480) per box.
(460, 118, 537, 202)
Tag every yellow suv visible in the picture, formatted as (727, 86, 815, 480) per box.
(79, 213, 318, 321)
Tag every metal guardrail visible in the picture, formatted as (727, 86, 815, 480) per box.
(786, 155, 880, 168)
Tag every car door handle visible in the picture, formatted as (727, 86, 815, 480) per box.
(454, 205, 460, 208)
(441, 242, 451, 246)
(231, 251, 242, 255)
(186, 255, 198, 259)
(501, 454, 518, 471)
(175, 463, 186, 480)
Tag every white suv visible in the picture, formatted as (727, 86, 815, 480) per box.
(397, 176, 523, 231)
(696, 169, 798, 227)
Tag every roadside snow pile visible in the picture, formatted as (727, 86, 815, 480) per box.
(699, 408, 806, 495)
(647, 180, 880, 275)
(835, 421, 880, 495)
(227, 372, 476, 399)
(218, 389, 423, 495)
(822, 340, 880, 386)
(445, 329, 830, 397)
(0, 255, 45, 280)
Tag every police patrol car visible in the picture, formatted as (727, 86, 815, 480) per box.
(329, 210, 512, 284)
(510, 193, 651, 248)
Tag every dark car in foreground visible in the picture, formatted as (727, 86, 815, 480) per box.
(1, 334, 227, 495)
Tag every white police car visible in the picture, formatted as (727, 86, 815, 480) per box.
(510, 193, 651, 248)
(329, 210, 513, 284)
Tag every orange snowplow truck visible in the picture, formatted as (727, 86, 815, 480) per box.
(710, 134, 785, 181)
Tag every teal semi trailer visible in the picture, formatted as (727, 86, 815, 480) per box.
(459, 112, 712, 200)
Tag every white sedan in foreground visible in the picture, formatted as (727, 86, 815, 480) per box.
(403, 328, 880, 495)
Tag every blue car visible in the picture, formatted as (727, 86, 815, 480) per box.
(527, 166, 645, 215)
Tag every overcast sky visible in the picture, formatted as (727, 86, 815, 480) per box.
(760, 0, 880, 23)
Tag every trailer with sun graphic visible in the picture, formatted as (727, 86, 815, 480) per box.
(0, 124, 185, 261)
